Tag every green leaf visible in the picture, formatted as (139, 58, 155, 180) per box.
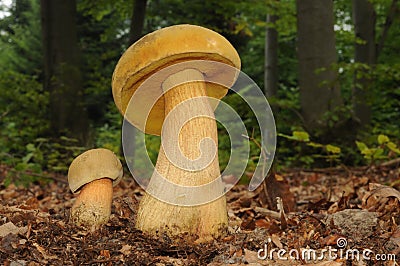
(373, 148, 385, 159)
(356, 141, 368, 152)
(26, 143, 35, 152)
(15, 162, 28, 171)
(292, 131, 310, 142)
(300, 155, 314, 165)
(22, 153, 33, 163)
(387, 142, 400, 154)
(278, 133, 292, 139)
(51, 166, 68, 171)
(325, 144, 341, 154)
(377, 134, 390, 145)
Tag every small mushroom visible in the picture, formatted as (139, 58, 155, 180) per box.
(112, 24, 241, 241)
(68, 148, 123, 227)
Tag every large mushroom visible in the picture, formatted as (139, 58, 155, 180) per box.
(68, 148, 123, 227)
(112, 24, 241, 241)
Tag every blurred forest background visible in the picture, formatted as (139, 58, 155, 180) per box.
(0, 0, 400, 186)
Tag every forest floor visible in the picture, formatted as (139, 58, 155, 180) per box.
(0, 163, 399, 265)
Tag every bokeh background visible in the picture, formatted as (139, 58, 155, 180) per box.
(0, 0, 399, 186)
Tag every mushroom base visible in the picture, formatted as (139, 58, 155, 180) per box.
(70, 178, 113, 227)
(135, 193, 228, 242)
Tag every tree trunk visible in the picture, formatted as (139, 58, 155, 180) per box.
(129, 0, 147, 45)
(40, 0, 88, 144)
(352, 0, 376, 127)
(296, 0, 342, 132)
(264, 13, 279, 99)
(122, 0, 148, 160)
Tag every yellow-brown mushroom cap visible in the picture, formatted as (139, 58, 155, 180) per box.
(112, 24, 241, 136)
(68, 148, 123, 193)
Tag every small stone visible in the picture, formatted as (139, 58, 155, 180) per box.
(10, 260, 27, 266)
(326, 209, 378, 241)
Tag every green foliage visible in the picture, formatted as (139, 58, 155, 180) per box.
(356, 134, 400, 164)
(279, 131, 310, 142)
(77, 0, 129, 128)
(2, 136, 86, 186)
(144, 135, 161, 166)
(0, 1, 49, 185)
(0, 0, 42, 74)
(1, 0, 400, 187)
(30, 137, 86, 172)
(219, 92, 264, 173)
(279, 130, 342, 167)
(95, 102, 122, 154)
(0, 71, 49, 155)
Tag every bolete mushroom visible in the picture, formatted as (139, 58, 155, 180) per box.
(112, 24, 241, 241)
(68, 148, 123, 227)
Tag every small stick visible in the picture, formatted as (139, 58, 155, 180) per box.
(276, 197, 287, 229)
(254, 206, 281, 220)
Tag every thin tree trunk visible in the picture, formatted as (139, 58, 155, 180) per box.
(122, 0, 148, 160)
(40, 0, 88, 144)
(296, 0, 342, 132)
(264, 13, 279, 99)
(129, 0, 147, 45)
(352, 0, 376, 127)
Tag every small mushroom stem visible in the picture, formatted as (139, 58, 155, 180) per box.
(135, 69, 227, 241)
(71, 178, 113, 227)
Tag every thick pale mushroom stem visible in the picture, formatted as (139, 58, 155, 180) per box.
(71, 178, 113, 227)
(135, 69, 227, 241)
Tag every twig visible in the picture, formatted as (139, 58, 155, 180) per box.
(254, 206, 281, 220)
(262, 175, 275, 211)
(276, 197, 287, 229)
(380, 157, 400, 168)
(246, 133, 273, 206)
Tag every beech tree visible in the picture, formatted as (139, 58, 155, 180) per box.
(123, 0, 148, 162)
(296, 0, 343, 132)
(264, 12, 279, 99)
(352, 0, 398, 127)
(352, 0, 376, 127)
(40, 0, 89, 143)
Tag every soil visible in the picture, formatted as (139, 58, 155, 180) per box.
(0, 164, 399, 265)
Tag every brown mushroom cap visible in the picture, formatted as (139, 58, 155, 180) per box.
(112, 24, 241, 136)
(68, 148, 123, 193)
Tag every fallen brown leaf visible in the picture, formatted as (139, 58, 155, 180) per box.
(99, 249, 111, 258)
(119, 244, 132, 256)
(255, 219, 271, 229)
(19, 197, 39, 210)
(32, 243, 58, 260)
(261, 172, 296, 212)
(271, 234, 283, 249)
(362, 183, 400, 211)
